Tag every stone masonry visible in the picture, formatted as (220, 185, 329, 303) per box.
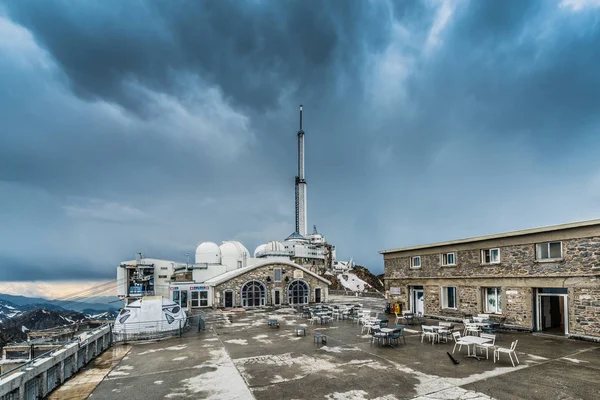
(214, 263, 329, 307)
(383, 227, 600, 340)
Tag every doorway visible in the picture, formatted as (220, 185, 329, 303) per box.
(410, 286, 424, 315)
(536, 288, 568, 336)
(181, 290, 188, 309)
(315, 288, 322, 303)
(274, 289, 281, 306)
(224, 291, 233, 308)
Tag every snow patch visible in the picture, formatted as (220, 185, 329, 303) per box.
(225, 339, 248, 345)
(154, 380, 163, 385)
(173, 356, 188, 361)
(561, 357, 588, 364)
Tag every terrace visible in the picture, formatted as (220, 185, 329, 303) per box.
(76, 295, 600, 399)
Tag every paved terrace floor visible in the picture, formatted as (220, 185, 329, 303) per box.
(88, 295, 600, 400)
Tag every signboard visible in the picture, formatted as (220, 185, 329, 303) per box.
(171, 287, 179, 291)
(390, 287, 401, 295)
(190, 286, 209, 291)
(293, 270, 303, 279)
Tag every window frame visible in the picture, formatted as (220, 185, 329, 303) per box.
(535, 241, 563, 261)
(481, 248, 501, 265)
(411, 256, 421, 269)
(483, 287, 502, 314)
(441, 286, 457, 309)
(440, 252, 456, 266)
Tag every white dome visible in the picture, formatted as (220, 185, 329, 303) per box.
(195, 241, 222, 264)
(220, 241, 249, 260)
(265, 241, 285, 252)
(254, 244, 266, 257)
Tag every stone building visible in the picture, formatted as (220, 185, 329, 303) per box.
(381, 219, 600, 341)
(169, 260, 330, 309)
(205, 260, 330, 308)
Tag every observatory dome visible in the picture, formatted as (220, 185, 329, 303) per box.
(265, 241, 285, 252)
(195, 241, 222, 264)
(253, 244, 266, 257)
(220, 241, 249, 260)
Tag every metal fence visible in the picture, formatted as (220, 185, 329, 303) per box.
(329, 290, 385, 298)
(112, 315, 205, 343)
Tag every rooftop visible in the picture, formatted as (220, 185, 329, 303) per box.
(379, 218, 600, 254)
(64, 295, 600, 400)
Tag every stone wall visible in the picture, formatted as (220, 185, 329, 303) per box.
(424, 285, 439, 315)
(459, 286, 479, 315)
(571, 287, 600, 338)
(214, 263, 328, 307)
(504, 287, 533, 329)
(385, 237, 600, 279)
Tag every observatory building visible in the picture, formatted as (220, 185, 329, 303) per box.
(117, 106, 332, 311)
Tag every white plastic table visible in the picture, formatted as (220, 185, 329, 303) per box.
(459, 336, 492, 360)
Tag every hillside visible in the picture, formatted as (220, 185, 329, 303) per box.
(0, 307, 118, 349)
(322, 265, 384, 292)
(0, 293, 122, 313)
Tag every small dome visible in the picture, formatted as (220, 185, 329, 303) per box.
(195, 241, 221, 264)
(254, 244, 266, 257)
(265, 241, 285, 252)
(220, 241, 249, 260)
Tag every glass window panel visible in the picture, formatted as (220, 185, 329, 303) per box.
(173, 291, 179, 303)
(549, 242, 562, 258)
(448, 253, 455, 265)
(490, 249, 499, 263)
(274, 268, 282, 282)
(537, 243, 549, 259)
(448, 287, 456, 308)
(497, 289, 502, 312)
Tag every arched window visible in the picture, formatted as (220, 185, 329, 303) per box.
(288, 280, 309, 305)
(241, 281, 266, 307)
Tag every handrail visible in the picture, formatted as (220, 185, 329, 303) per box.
(0, 323, 111, 380)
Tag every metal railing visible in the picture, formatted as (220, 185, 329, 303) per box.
(111, 315, 205, 343)
(329, 290, 385, 298)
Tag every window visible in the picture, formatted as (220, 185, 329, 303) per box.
(288, 280, 309, 305)
(274, 268, 282, 282)
(536, 241, 562, 260)
(161, 267, 168, 270)
(484, 287, 502, 313)
(173, 290, 180, 303)
(241, 281, 266, 307)
(411, 256, 421, 268)
(441, 287, 457, 309)
(481, 248, 500, 264)
(199, 291, 208, 307)
(440, 252, 456, 266)
(158, 275, 168, 278)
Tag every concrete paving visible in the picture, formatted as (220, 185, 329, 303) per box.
(89, 295, 600, 399)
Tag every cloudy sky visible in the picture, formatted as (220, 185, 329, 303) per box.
(2, 0, 600, 294)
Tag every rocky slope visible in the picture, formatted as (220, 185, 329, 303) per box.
(322, 265, 384, 292)
(0, 308, 118, 349)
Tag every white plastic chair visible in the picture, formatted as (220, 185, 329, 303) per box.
(494, 340, 519, 367)
(421, 326, 438, 345)
(475, 333, 496, 359)
(452, 331, 468, 354)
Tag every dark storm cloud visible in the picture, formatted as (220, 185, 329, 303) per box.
(2, 0, 600, 282)
(4, 0, 394, 113)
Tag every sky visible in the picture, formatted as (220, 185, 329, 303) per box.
(2, 0, 600, 296)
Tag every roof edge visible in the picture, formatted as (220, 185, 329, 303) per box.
(379, 218, 600, 254)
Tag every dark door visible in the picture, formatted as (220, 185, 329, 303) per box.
(315, 288, 321, 303)
(225, 291, 233, 308)
(274, 290, 280, 305)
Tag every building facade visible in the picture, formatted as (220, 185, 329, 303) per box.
(381, 220, 600, 341)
